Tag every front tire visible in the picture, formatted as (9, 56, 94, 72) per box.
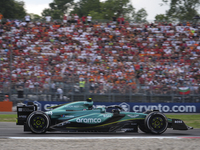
(27, 111, 50, 134)
(145, 112, 168, 134)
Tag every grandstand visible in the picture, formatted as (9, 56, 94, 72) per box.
(0, 19, 200, 103)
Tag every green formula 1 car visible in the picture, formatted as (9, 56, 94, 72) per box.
(16, 99, 193, 134)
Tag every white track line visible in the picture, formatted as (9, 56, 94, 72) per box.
(9, 137, 181, 140)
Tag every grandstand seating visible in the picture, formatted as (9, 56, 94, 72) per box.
(0, 20, 200, 102)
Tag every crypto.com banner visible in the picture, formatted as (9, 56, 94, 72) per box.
(24, 101, 200, 113)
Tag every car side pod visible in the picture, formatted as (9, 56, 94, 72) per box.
(172, 119, 193, 130)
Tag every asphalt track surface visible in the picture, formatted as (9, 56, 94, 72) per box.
(0, 122, 200, 139)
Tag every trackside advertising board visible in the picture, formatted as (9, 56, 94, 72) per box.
(23, 101, 200, 113)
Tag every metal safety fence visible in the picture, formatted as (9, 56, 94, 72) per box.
(0, 82, 200, 104)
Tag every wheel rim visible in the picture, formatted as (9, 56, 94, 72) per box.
(149, 115, 166, 132)
(30, 115, 47, 131)
(151, 116, 164, 129)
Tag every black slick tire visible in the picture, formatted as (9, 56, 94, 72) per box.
(27, 111, 50, 134)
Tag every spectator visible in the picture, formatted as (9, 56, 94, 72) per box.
(16, 86, 24, 99)
(87, 14, 92, 24)
(45, 15, 51, 22)
(0, 13, 3, 23)
(67, 14, 71, 23)
(63, 15, 67, 23)
(89, 79, 96, 93)
(82, 16, 86, 24)
(117, 16, 121, 24)
(57, 87, 63, 100)
(71, 14, 74, 23)
(4, 95, 9, 102)
(112, 15, 117, 24)
(79, 79, 85, 93)
(74, 14, 79, 24)
(0, 24, 3, 36)
(51, 82, 56, 93)
(121, 15, 125, 24)
(24, 14, 31, 24)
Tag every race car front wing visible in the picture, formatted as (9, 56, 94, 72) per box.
(171, 119, 193, 130)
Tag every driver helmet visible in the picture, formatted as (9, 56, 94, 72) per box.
(87, 98, 92, 102)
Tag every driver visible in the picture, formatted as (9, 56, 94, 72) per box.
(86, 97, 92, 102)
(86, 98, 93, 110)
(112, 109, 120, 114)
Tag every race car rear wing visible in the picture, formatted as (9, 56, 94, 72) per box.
(16, 102, 37, 125)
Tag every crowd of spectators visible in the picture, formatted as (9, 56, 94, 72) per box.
(0, 17, 200, 96)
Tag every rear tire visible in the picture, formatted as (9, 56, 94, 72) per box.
(138, 124, 151, 133)
(145, 112, 168, 134)
(27, 111, 50, 134)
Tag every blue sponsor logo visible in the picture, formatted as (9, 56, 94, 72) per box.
(119, 102, 130, 112)
(24, 101, 200, 113)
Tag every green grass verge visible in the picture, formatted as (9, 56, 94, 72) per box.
(0, 114, 199, 128)
(0, 114, 17, 122)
